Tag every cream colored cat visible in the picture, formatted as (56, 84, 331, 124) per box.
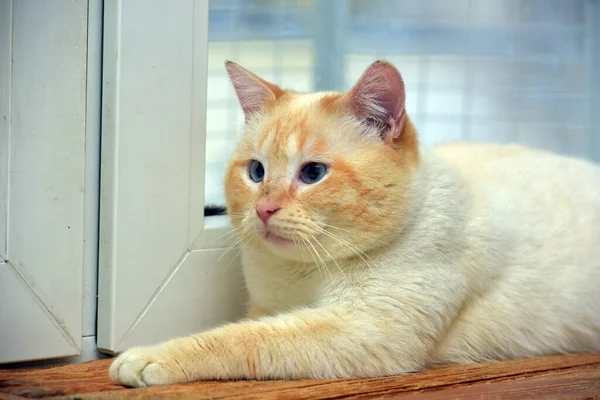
(109, 60, 600, 387)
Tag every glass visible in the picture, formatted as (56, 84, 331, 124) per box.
(205, 0, 594, 208)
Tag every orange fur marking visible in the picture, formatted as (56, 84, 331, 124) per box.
(224, 60, 421, 262)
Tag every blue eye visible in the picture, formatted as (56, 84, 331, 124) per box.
(300, 162, 327, 184)
(248, 160, 265, 182)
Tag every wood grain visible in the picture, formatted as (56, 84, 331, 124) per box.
(0, 353, 599, 399)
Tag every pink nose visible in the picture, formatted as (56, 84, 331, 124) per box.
(256, 200, 281, 224)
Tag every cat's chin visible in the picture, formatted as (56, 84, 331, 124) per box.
(264, 231, 294, 246)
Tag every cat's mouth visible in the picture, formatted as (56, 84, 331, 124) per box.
(262, 229, 294, 246)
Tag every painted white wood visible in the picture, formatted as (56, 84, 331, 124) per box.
(119, 249, 244, 349)
(5, 337, 108, 370)
(0, 0, 11, 262)
(0, 263, 78, 362)
(75, 336, 108, 363)
(82, 0, 103, 339)
(0, 0, 92, 363)
(98, 0, 245, 353)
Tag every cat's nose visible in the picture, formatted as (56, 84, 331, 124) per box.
(256, 200, 281, 224)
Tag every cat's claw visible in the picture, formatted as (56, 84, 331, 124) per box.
(109, 346, 185, 387)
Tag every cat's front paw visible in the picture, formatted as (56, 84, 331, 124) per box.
(109, 346, 188, 387)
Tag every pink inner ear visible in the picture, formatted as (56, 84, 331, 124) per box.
(225, 61, 281, 120)
(344, 60, 406, 139)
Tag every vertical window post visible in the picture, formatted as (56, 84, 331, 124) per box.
(314, 0, 347, 91)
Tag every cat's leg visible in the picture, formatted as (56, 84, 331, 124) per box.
(109, 306, 433, 387)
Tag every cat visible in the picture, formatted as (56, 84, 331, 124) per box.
(109, 60, 600, 387)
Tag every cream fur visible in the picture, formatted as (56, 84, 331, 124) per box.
(109, 63, 600, 388)
(242, 143, 600, 366)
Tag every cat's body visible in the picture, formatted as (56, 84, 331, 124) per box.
(110, 61, 600, 387)
(428, 143, 600, 364)
(244, 141, 600, 368)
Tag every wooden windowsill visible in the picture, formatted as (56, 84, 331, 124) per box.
(1, 353, 599, 399)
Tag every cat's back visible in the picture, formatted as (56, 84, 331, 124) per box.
(429, 141, 600, 363)
(394, 140, 600, 366)
(432, 141, 600, 258)
(433, 141, 600, 208)
(434, 141, 599, 182)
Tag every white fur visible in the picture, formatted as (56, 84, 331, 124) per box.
(243, 143, 600, 368)
(109, 141, 600, 387)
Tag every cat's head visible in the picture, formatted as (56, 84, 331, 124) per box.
(223, 60, 420, 262)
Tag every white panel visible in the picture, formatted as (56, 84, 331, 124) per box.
(2, 337, 108, 368)
(82, 0, 103, 338)
(0, 0, 90, 362)
(98, 0, 226, 352)
(0, 263, 77, 363)
(589, 0, 600, 162)
(118, 249, 245, 351)
(189, 0, 210, 241)
(0, 0, 11, 261)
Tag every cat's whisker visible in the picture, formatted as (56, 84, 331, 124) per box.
(298, 233, 320, 279)
(214, 225, 245, 242)
(303, 233, 333, 282)
(300, 232, 330, 282)
(316, 223, 386, 254)
(300, 241, 310, 266)
(301, 235, 324, 280)
(223, 236, 250, 274)
(309, 220, 378, 256)
(298, 233, 320, 278)
(310, 233, 348, 282)
(319, 228, 373, 262)
(293, 236, 308, 265)
(209, 230, 249, 269)
(315, 227, 374, 270)
(316, 222, 373, 241)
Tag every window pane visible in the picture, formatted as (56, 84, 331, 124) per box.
(206, 0, 593, 208)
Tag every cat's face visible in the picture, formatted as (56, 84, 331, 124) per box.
(224, 60, 420, 262)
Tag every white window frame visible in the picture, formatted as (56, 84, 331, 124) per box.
(97, 0, 244, 354)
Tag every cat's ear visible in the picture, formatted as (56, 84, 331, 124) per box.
(341, 60, 406, 142)
(225, 61, 283, 121)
